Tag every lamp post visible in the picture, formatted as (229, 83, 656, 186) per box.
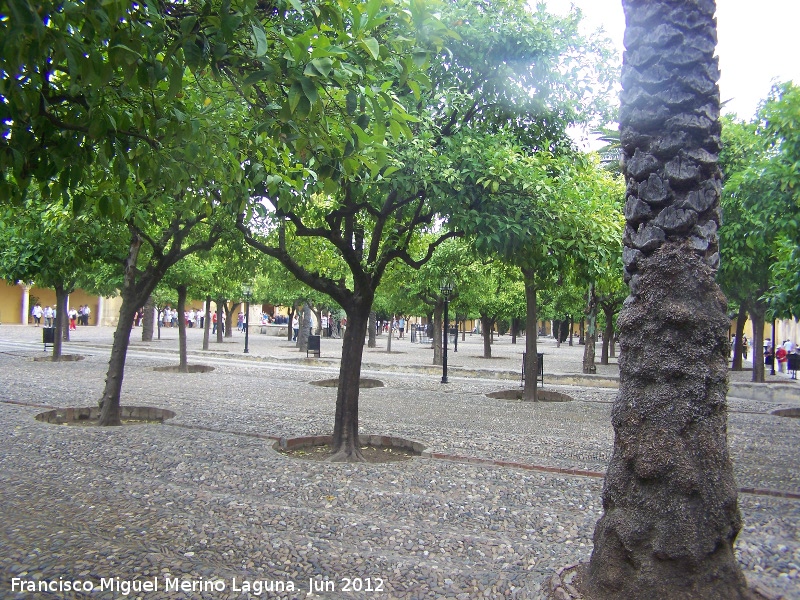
(440, 278, 453, 384)
(242, 283, 253, 354)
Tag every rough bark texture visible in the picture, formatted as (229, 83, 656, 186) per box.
(586, 1, 750, 597)
(586, 245, 748, 599)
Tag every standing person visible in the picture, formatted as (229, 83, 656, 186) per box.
(321, 313, 328, 337)
(212, 311, 218, 334)
(292, 314, 299, 341)
(68, 307, 78, 330)
(32, 303, 43, 326)
(237, 312, 244, 332)
(776, 344, 788, 373)
(43, 305, 53, 328)
(398, 316, 405, 339)
(742, 336, 749, 360)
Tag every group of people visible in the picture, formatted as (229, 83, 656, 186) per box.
(156, 307, 205, 329)
(765, 339, 799, 374)
(30, 303, 91, 329)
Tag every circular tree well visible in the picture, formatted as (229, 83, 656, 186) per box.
(772, 408, 800, 419)
(153, 365, 214, 373)
(487, 389, 573, 402)
(275, 434, 423, 463)
(33, 355, 85, 362)
(35, 406, 176, 426)
(310, 378, 384, 388)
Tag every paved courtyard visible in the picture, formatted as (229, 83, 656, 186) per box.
(0, 325, 798, 599)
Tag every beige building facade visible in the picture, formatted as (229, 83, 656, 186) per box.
(0, 281, 121, 326)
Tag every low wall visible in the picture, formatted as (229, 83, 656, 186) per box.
(258, 324, 288, 337)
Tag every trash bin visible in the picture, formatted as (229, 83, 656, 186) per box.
(43, 327, 55, 351)
(448, 327, 458, 345)
(307, 335, 321, 358)
(521, 352, 544, 385)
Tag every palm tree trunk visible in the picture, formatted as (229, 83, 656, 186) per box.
(586, 1, 749, 597)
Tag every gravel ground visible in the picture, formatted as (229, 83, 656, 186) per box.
(0, 326, 798, 599)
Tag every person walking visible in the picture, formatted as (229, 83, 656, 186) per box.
(292, 314, 299, 341)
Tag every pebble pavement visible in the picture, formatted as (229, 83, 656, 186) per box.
(0, 325, 798, 599)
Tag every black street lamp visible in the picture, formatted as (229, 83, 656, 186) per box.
(242, 283, 253, 354)
(440, 278, 453, 384)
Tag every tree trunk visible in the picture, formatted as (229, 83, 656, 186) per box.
(731, 304, 746, 370)
(601, 304, 614, 365)
(432, 302, 443, 365)
(177, 285, 188, 372)
(142, 295, 154, 341)
(386, 321, 393, 352)
(52, 285, 67, 359)
(586, 2, 749, 597)
(329, 302, 370, 462)
(511, 317, 518, 345)
(522, 268, 538, 402)
(60, 286, 70, 342)
(286, 305, 295, 342)
(568, 315, 574, 346)
(225, 302, 237, 338)
(582, 284, 597, 375)
(216, 297, 224, 343)
(579, 317, 585, 345)
(750, 308, 765, 383)
(330, 316, 340, 339)
(481, 315, 493, 358)
(298, 302, 311, 352)
(367, 311, 377, 347)
(98, 297, 139, 426)
(203, 295, 211, 351)
(313, 306, 322, 336)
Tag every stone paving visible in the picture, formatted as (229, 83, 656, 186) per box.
(0, 324, 798, 599)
